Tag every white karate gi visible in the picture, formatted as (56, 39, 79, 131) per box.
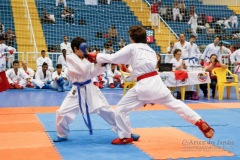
(230, 15, 238, 28)
(188, 14, 198, 36)
(6, 68, 30, 87)
(97, 43, 201, 139)
(189, 43, 201, 65)
(36, 56, 54, 72)
(19, 67, 35, 80)
(171, 41, 191, 62)
(60, 42, 73, 54)
(107, 65, 123, 86)
(32, 69, 52, 88)
(6, 46, 16, 68)
(52, 71, 68, 90)
(56, 53, 116, 138)
(57, 55, 68, 71)
(172, 7, 182, 21)
(170, 58, 186, 70)
(230, 49, 240, 87)
(0, 43, 10, 72)
(201, 43, 221, 62)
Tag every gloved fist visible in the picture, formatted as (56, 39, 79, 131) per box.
(47, 80, 51, 84)
(87, 52, 97, 63)
(79, 43, 88, 58)
(9, 50, 14, 55)
(57, 77, 64, 82)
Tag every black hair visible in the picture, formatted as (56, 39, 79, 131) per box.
(56, 64, 62, 69)
(128, 26, 147, 43)
(42, 62, 48, 67)
(13, 60, 19, 65)
(173, 49, 182, 57)
(71, 36, 86, 52)
(41, 50, 46, 53)
(210, 54, 217, 58)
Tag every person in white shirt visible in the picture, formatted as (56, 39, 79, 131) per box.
(230, 49, 240, 88)
(189, 35, 201, 65)
(36, 50, 54, 72)
(201, 36, 221, 64)
(6, 46, 16, 68)
(188, 11, 198, 37)
(0, 35, 13, 72)
(229, 12, 238, 28)
(52, 64, 68, 92)
(164, 41, 174, 63)
(170, 49, 187, 70)
(171, 33, 191, 63)
(97, 26, 214, 144)
(56, 0, 67, 7)
(57, 49, 68, 71)
(6, 60, 32, 89)
(60, 36, 73, 54)
(159, 5, 167, 16)
(32, 62, 53, 89)
(172, 5, 182, 21)
(20, 61, 35, 80)
(216, 18, 231, 29)
(107, 64, 124, 88)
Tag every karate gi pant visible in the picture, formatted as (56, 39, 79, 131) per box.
(0, 56, 6, 72)
(173, 13, 182, 21)
(56, 86, 117, 138)
(115, 87, 201, 139)
(231, 21, 238, 28)
(151, 13, 159, 27)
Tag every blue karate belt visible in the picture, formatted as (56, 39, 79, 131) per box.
(182, 58, 189, 61)
(188, 57, 196, 64)
(73, 79, 93, 135)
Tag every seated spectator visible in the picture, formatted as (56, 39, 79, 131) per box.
(165, 41, 174, 63)
(159, 5, 167, 19)
(197, 14, 206, 26)
(41, 10, 55, 24)
(107, 64, 124, 88)
(52, 64, 68, 92)
(108, 25, 118, 45)
(4, 29, 16, 47)
(156, 54, 161, 71)
(0, 21, 4, 35)
(172, 5, 182, 21)
(32, 62, 53, 89)
(20, 61, 35, 80)
(200, 54, 226, 98)
(61, 8, 74, 24)
(178, 0, 185, 11)
(118, 38, 127, 48)
(170, 49, 187, 70)
(57, 49, 68, 71)
(36, 50, 54, 72)
(173, 0, 178, 7)
(216, 18, 231, 29)
(166, 6, 173, 21)
(56, 0, 67, 7)
(6, 60, 33, 89)
(229, 12, 238, 28)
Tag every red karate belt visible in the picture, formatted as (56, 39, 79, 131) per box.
(137, 71, 158, 82)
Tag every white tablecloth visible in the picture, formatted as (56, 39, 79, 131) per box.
(159, 71, 211, 87)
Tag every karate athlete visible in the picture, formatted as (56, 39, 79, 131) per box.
(53, 37, 140, 142)
(52, 64, 68, 92)
(57, 49, 68, 71)
(171, 33, 191, 64)
(189, 35, 201, 65)
(230, 48, 240, 89)
(97, 26, 214, 145)
(32, 62, 53, 89)
(6, 60, 32, 89)
(201, 36, 221, 64)
(188, 11, 198, 37)
(36, 50, 54, 71)
(107, 64, 124, 88)
(0, 35, 13, 92)
(20, 61, 35, 80)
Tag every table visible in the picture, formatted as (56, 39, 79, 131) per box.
(159, 71, 211, 100)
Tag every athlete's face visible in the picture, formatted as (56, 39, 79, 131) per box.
(13, 63, 19, 70)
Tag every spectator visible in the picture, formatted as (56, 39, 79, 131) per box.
(229, 45, 235, 53)
(60, 36, 73, 54)
(178, 0, 185, 11)
(108, 25, 118, 45)
(151, 0, 160, 28)
(107, 64, 124, 88)
(156, 54, 161, 71)
(0, 22, 4, 35)
(188, 10, 198, 37)
(118, 38, 127, 48)
(189, 35, 201, 65)
(36, 50, 54, 72)
(216, 18, 231, 29)
(56, 0, 67, 7)
(229, 12, 238, 28)
(52, 64, 68, 92)
(4, 29, 16, 47)
(173, 0, 178, 7)
(172, 5, 182, 21)
(200, 54, 226, 98)
(57, 49, 68, 71)
(20, 61, 35, 80)
(41, 10, 55, 24)
(6, 45, 16, 68)
(170, 49, 187, 70)
(166, 6, 173, 21)
(159, 5, 167, 19)
(165, 41, 174, 63)
(61, 8, 74, 24)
